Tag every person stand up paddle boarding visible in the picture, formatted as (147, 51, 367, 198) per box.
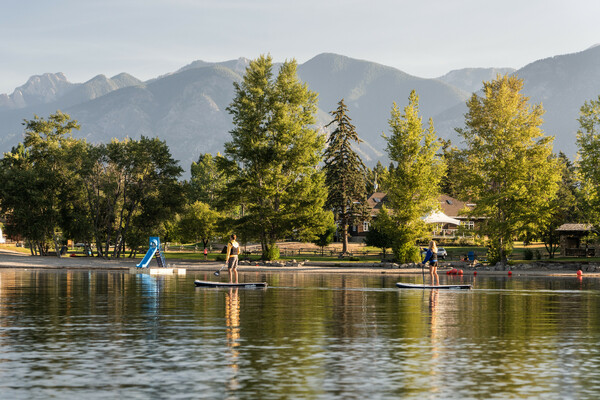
(422, 240, 440, 286)
(226, 234, 240, 283)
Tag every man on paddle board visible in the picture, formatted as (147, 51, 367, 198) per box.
(422, 240, 440, 286)
(226, 234, 240, 283)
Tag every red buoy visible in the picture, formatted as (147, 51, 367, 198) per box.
(577, 270, 583, 277)
(508, 271, 512, 276)
(458, 269, 463, 275)
(473, 271, 477, 276)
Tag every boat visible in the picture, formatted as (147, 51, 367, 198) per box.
(396, 282, 472, 289)
(194, 280, 268, 288)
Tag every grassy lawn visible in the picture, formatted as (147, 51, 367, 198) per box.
(0, 244, 31, 254)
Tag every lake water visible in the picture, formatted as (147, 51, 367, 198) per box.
(0, 269, 599, 399)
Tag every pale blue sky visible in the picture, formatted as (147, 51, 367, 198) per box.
(1, 0, 598, 94)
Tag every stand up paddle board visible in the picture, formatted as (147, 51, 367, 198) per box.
(396, 282, 472, 289)
(194, 280, 268, 288)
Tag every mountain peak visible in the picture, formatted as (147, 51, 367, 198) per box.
(0, 72, 73, 109)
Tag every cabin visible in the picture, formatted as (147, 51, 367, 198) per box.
(556, 223, 595, 257)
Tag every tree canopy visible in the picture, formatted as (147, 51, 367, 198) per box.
(383, 90, 445, 262)
(323, 99, 369, 254)
(223, 55, 331, 259)
(456, 74, 560, 263)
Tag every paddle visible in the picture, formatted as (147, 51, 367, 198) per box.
(214, 264, 226, 276)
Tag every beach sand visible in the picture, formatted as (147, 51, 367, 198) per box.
(0, 248, 593, 277)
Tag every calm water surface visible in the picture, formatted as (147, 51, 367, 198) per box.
(0, 269, 599, 399)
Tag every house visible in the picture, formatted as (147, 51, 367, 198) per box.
(556, 223, 595, 257)
(350, 193, 481, 239)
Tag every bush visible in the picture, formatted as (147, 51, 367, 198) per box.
(215, 254, 226, 262)
(534, 250, 542, 260)
(264, 245, 280, 261)
(393, 242, 421, 263)
(523, 249, 533, 260)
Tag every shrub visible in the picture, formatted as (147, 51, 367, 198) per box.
(393, 242, 421, 263)
(523, 249, 533, 260)
(264, 245, 280, 261)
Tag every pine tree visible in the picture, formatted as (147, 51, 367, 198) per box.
(323, 99, 369, 254)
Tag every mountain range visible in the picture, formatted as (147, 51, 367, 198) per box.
(2, 46, 600, 175)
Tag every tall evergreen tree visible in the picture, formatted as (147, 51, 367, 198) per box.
(384, 90, 445, 262)
(323, 99, 369, 254)
(224, 55, 331, 260)
(457, 74, 560, 263)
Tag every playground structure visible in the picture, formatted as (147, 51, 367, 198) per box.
(136, 237, 168, 268)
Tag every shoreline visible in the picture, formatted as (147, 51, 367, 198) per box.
(0, 249, 597, 277)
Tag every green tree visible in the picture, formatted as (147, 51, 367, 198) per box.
(224, 55, 330, 260)
(188, 153, 226, 208)
(536, 153, 583, 258)
(577, 95, 600, 224)
(78, 137, 184, 258)
(439, 139, 465, 198)
(366, 161, 389, 194)
(456, 74, 560, 263)
(177, 201, 221, 249)
(0, 112, 81, 255)
(364, 206, 394, 260)
(323, 99, 369, 254)
(312, 220, 337, 256)
(384, 90, 445, 262)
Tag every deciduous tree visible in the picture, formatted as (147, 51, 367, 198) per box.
(384, 90, 445, 262)
(224, 55, 331, 260)
(456, 75, 560, 263)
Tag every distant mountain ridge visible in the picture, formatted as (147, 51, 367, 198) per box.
(0, 72, 142, 110)
(1, 48, 600, 175)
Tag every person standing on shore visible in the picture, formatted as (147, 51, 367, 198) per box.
(422, 240, 439, 286)
(226, 234, 240, 283)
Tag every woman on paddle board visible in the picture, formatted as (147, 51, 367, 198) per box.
(422, 240, 439, 286)
(226, 234, 240, 283)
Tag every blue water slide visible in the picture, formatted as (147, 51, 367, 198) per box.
(136, 237, 160, 268)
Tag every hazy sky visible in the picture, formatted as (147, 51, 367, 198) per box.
(1, 0, 598, 94)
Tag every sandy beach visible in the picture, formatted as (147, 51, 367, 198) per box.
(0, 247, 595, 277)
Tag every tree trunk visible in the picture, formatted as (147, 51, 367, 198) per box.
(341, 223, 349, 255)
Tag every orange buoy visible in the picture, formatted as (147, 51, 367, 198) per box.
(577, 270, 583, 277)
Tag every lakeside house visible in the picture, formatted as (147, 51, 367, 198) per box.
(349, 192, 482, 240)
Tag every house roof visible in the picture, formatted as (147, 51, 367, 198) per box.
(366, 192, 389, 215)
(438, 194, 475, 218)
(556, 223, 594, 232)
(366, 192, 478, 220)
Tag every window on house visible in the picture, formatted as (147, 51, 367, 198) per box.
(461, 221, 475, 230)
(363, 221, 369, 232)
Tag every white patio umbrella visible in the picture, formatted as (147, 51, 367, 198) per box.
(422, 211, 460, 225)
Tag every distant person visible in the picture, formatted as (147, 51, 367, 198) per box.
(422, 240, 439, 286)
(204, 247, 208, 261)
(226, 234, 240, 283)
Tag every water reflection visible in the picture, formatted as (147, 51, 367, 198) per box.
(226, 287, 240, 393)
(1, 270, 600, 399)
